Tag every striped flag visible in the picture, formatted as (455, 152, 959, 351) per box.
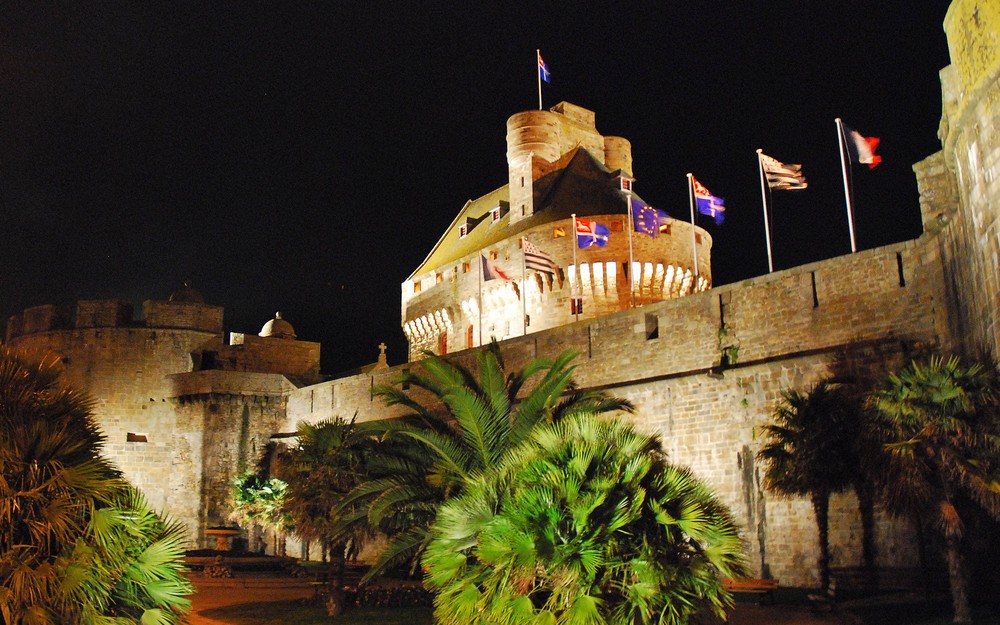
(759, 152, 808, 191)
(522, 238, 558, 275)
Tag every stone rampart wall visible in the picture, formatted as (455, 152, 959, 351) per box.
(287, 235, 948, 586)
(220, 333, 321, 379)
(6, 325, 219, 520)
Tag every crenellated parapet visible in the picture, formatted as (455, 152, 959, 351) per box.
(6, 297, 224, 342)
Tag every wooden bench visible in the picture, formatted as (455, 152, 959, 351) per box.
(722, 578, 779, 604)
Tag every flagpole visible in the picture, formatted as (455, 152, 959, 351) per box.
(755, 150, 775, 273)
(521, 238, 528, 335)
(686, 174, 699, 288)
(536, 49, 543, 110)
(571, 213, 579, 322)
(835, 118, 857, 253)
(478, 254, 484, 347)
(625, 189, 636, 307)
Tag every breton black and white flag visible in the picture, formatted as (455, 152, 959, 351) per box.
(759, 152, 808, 191)
(522, 238, 558, 275)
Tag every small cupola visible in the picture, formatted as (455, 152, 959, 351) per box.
(259, 311, 297, 339)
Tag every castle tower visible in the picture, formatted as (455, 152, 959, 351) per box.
(402, 102, 711, 361)
(914, 0, 1000, 359)
(506, 102, 633, 226)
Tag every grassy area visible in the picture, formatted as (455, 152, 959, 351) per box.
(199, 601, 434, 625)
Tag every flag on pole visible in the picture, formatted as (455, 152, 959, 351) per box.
(522, 238, 558, 275)
(481, 254, 510, 281)
(631, 197, 670, 236)
(575, 217, 609, 248)
(537, 51, 551, 84)
(842, 123, 882, 168)
(759, 152, 808, 190)
(691, 177, 726, 224)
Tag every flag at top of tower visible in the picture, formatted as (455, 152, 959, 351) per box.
(759, 152, 808, 190)
(842, 122, 882, 168)
(691, 177, 726, 225)
(537, 50, 551, 84)
(631, 197, 670, 236)
(575, 217, 609, 248)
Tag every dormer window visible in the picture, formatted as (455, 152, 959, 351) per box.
(459, 223, 468, 238)
(489, 203, 510, 225)
(619, 176, 634, 193)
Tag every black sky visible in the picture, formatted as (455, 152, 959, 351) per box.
(1, 3, 952, 374)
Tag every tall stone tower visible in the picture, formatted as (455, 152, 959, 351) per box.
(914, 0, 1000, 360)
(506, 102, 634, 225)
(402, 102, 712, 360)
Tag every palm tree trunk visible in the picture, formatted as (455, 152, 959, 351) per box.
(811, 490, 831, 593)
(856, 481, 878, 590)
(324, 543, 347, 617)
(945, 535, 972, 624)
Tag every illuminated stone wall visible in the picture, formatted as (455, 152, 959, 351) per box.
(403, 216, 712, 359)
(5, 300, 311, 546)
(4, 0, 993, 582)
(5, 300, 223, 542)
(403, 102, 712, 361)
(933, 0, 1000, 359)
(290, 234, 947, 586)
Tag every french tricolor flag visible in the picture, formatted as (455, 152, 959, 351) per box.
(843, 123, 882, 168)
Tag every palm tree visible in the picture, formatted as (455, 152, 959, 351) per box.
(273, 417, 372, 615)
(0, 347, 192, 625)
(424, 413, 747, 625)
(339, 342, 634, 582)
(870, 356, 1000, 625)
(757, 381, 857, 593)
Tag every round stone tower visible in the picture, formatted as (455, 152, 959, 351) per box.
(506, 102, 633, 226)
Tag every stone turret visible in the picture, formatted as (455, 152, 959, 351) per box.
(506, 102, 632, 226)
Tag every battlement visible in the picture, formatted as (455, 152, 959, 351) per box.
(5, 297, 224, 342)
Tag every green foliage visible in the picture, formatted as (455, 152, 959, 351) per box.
(343, 342, 634, 582)
(230, 473, 292, 541)
(870, 356, 1000, 624)
(0, 348, 192, 624)
(424, 413, 746, 625)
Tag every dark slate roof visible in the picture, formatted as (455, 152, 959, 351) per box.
(409, 147, 648, 279)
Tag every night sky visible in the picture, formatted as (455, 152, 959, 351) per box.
(1, 4, 952, 375)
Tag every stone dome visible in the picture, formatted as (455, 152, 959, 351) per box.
(168, 281, 205, 303)
(259, 311, 297, 339)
